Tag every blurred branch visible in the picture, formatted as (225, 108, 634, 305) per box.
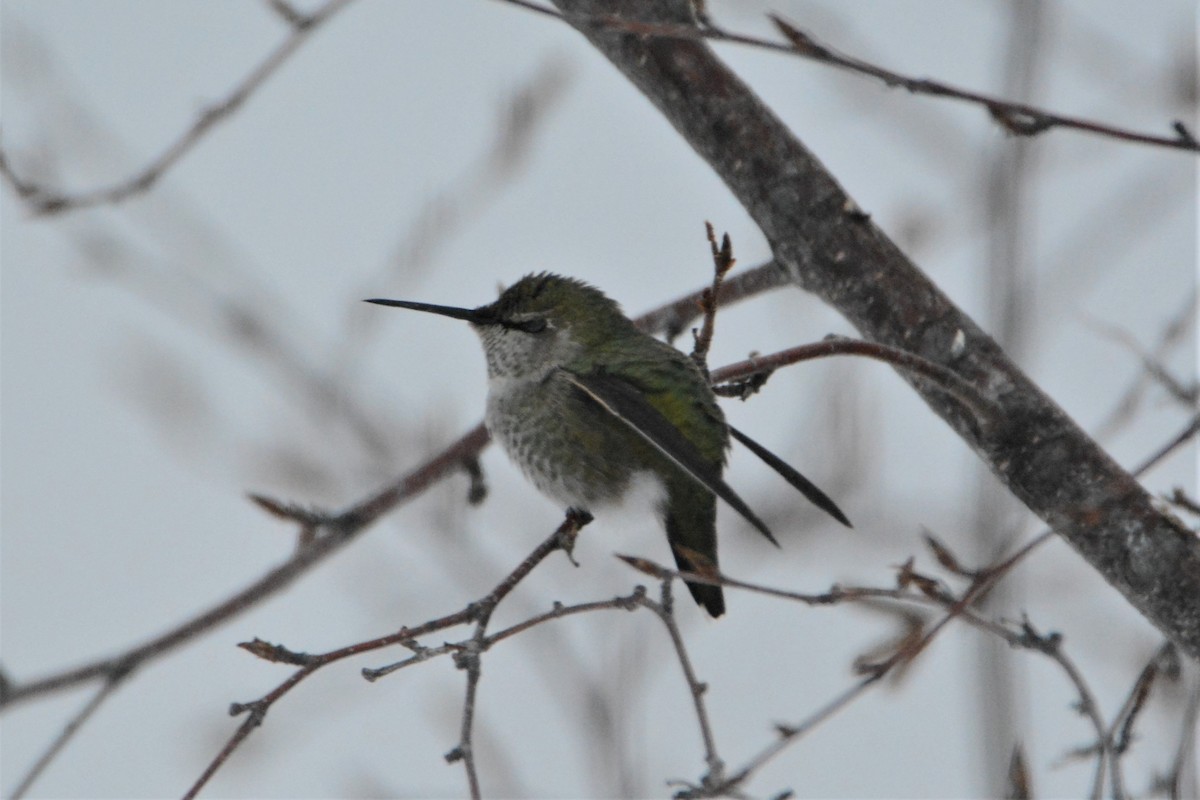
(381, 57, 572, 276)
(1090, 295, 1199, 438)
(1107, 643, 1176, 799)
(338, 55, 574, 388)
(499, 0, 1200, 153)
(0, 422, 489, 711)
(549, 0, 1200, 661)
(6, 666, 133, 800)
(974, 6, 1044, 791)
(638, 259, 789, 342)
(1130, 414, 1200, 477)
(1163, 667, 1200, 799)
(0, 0, 356, 215)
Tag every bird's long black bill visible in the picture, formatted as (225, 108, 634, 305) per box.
(364, 298, 485, 323)
(728, 424, 853, 528)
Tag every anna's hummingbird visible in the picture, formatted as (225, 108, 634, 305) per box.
(368, 273, 848, 616)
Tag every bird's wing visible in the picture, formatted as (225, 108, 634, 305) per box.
(727, 425, 852, 528)
(562, 368, 778, 546)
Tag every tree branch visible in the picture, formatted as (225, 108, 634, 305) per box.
(0, 0, 357, 215)
(549, 0, 1200, 659)
(499, 1, 1200, 153)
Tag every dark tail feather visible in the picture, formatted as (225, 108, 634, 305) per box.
(673, 547, 725, 617)
(727, 424, 852, 528)
(665, 499, 725, 617)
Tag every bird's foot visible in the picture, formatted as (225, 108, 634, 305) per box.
(558, 508, 593, 566)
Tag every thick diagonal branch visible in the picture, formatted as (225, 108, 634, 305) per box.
(551, 0, 1200, 658)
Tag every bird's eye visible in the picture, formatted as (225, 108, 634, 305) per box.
(520, 318, 548, 334)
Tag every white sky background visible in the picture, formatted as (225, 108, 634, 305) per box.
(1, 1, 1196, 798)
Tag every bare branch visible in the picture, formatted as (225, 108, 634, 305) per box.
(0, 0, 356, 215)
(689, 222, 736, 376)
(1103, 642, 1181, 798)
(0, 422, 489, 710)
(640, 583, 724, 794)
(183, 512, 587, 799)
(615, 537, 1119, 797)
(639, 260, 789, 343)
(711, 336, 1000, 432)
(7, 668, 132, 800)
(550, 0, 1200, 661)
(497, 1, 1200, 153)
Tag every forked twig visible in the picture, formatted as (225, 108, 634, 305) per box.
(183, 512, 589, 799)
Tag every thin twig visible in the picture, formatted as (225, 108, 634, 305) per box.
(617, 539, 1118, 797)
(445, 509, 591, 798)
(639, 260, 789, 342)
(7, 666, 133, 800)
(0, 422, 489, 710)
(495, 1, 1199, 153)
(448, 618, 488, 799)
(1164, 671, 1200, 799)
(1129, 414, 1200, 477)
(182, 513, 586, 799)
(642, 583, 724, 794)
(690, 222, 736, 376)
(1, 0, 357, 215)
(710, 336, 1000, 431)
(724, 674, 881, 792)
(1015, 618, 1108, 800)
(1095, 292, 1198, 438)
(1088, 315, 1199, 409)
(1105, 643, 1174, 799)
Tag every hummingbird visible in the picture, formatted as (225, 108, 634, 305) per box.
(367, 273, 849, 616)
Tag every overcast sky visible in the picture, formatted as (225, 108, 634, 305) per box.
(2, 2, 1196, 798)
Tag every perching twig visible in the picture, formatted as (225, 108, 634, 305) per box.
(445, 509, 591, 799)
(183, 512, 589, 800)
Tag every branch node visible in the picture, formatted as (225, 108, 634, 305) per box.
(228, 700, 267, 723)
(237, 637, 315, 665)
(1172, 120, 1199, 147)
